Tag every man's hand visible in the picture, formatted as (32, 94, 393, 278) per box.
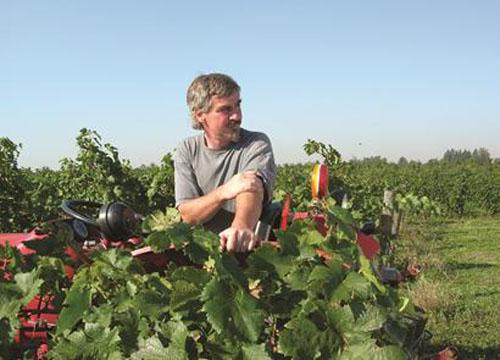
(221, 171, 263, 201)
(219, 226, 259, 252)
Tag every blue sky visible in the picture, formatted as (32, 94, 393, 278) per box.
(1, 0, 499, 168)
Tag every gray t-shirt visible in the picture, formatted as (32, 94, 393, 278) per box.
(174, 128, 276, 233)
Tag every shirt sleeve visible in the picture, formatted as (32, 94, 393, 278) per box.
(240, 133, 277, 203)
(174, 141, 202, 207)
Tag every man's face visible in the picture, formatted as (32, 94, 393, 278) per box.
(196, 91, 242, 148)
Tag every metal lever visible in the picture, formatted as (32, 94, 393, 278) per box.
(254, 221, 272, 242)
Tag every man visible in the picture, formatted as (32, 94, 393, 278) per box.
(174, 73, 276, 253)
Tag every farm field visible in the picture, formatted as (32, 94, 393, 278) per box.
(398, 217, 500, 359)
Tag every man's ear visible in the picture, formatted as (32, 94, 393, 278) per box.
(195, 110, 206, 127)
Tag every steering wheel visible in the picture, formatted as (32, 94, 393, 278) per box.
(61, 200, 139, 241)
(61, 200, 101, 226)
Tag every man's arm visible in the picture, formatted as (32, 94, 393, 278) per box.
(219, 182, 264, 252)
(178, 171, 262, 225)
(177, 186, 225, 225)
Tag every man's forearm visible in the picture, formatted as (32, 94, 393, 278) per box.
(178, 187, 226, 225)
(178, 171, 263, 226)
(231, 189, 264, 230)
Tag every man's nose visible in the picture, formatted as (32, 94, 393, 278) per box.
(229, 110, 241, 123)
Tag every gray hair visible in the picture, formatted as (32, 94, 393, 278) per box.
(186, 73, 240, 129)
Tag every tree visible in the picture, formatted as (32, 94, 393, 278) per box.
(398, 156, 408, 166)
(0, 138, 27, 231)
(472, 148, 491, 165)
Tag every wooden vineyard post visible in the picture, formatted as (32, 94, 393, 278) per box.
(380, 190, 394, 237)
(380, 190, 403, 238)
(394, 205, 403, 238)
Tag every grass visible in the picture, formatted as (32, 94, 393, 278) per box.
(396, 216, 500, 359)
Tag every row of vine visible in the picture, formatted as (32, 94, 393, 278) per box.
(1, 129, 499, 233)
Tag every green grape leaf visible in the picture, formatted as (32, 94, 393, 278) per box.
(0, 271, 44, 341)
(246, 243, 295, 279)
(354, 304, 387, 332)
(284, 261, 314, 291)
(359, 255, 386, 293)
(192, 227, 220, 253)
(298, 227, 324, 247)
(373, 345, 407, 360)
(50, 324, 122, 360)
(82, 303, 114, 331)
(184, 241, 210, 264)
(126, 274, 171, 318)
(36, 256, 67, 290)
(327, 205, 355, 225)
(307, 258, 344, 298)
(145, 223, 193, 252)
(278, 313, 341, 359)
(171, 266, 211, 287)
(112, 309, 141, 355)
(133, 287, 170, 318)
(49, 330, 89, 360)
(267, 287, 307, 315)
(0, 283, 24, 339)
(202, 277, 265, 343)
(137, 320, 190, 360)
(340, 342, 407, 360)
(327, 206, 357, 240)
(91, 248, 141, 273)
(276, 229, 300, 256)
(330, 272, 371, 303)
(170, 280, 202, 310)
(56, 284, 92, 334)
(328, 305, 356, 335)
(215, 253, 248, 289)
(278, 315, 321, 359)
(239, 343, 272, 360)
(0, 283, 23, 319)
(14, 270, 43, 303)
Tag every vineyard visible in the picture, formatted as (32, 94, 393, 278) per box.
(1, 129, 499, 359)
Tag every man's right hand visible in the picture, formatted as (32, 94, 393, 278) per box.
(221, 171, 263, 200)
(219, 226, 260, 252)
